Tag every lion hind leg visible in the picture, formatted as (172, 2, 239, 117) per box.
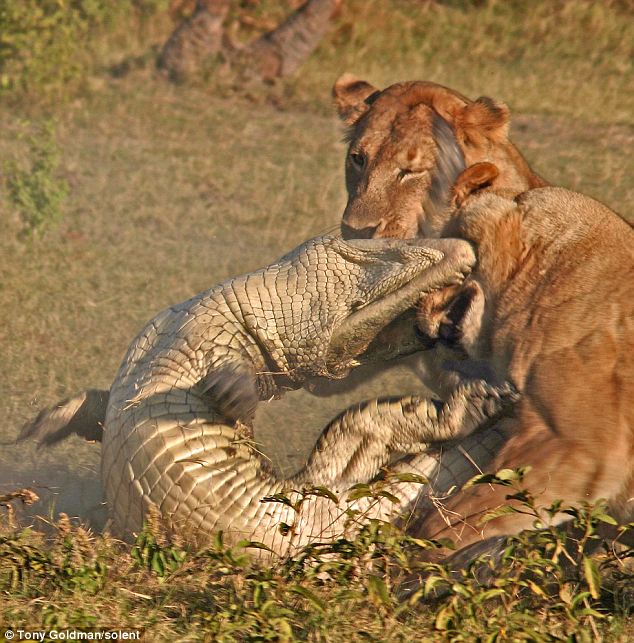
(419, 423, 620, 548)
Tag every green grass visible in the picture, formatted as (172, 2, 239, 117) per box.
(0, 0, 632, 638)
(1, 486, 632, 640)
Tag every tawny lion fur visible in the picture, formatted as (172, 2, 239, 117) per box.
(333, 74, 547, 240)
(333, 75, 634, 550)
(417, 187, 634, 547)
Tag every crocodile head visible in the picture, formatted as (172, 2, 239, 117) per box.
(243, 234, 476, 383)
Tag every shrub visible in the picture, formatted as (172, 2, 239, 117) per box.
(0, 477, 632, 639)
(0, 0, 169, 97)
(4, 120, 69, 236)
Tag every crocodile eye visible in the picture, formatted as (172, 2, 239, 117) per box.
(350, 151, 366, 171)
(350, 297, 365, 311)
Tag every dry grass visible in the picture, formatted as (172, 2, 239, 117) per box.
(0, 494, 632, 640)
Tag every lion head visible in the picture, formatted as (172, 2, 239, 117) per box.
(333, 74, 547, 239)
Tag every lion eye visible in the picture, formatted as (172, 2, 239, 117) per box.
(350, 151, 366, 170)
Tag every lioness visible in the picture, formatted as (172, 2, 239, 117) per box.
(333, 74, 547, 240)
(333, 75, 634, 551)
(414, 185, 634, 549)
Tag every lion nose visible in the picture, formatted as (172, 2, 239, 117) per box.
(341, 221, 381, 239)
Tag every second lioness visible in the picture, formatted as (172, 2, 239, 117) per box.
(333, 75, 634, 550)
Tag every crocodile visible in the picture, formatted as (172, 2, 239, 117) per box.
(21, 234, 518, 557)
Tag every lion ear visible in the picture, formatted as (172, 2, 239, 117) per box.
(422, 86, 468, 125)
(332, 73, 381, 125)
(452, 162, 500, 207)
(459, 96, 510, 142)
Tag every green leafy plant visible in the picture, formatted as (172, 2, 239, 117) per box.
(0, 530, 53, 593)
(0, 476, 631, 639)
(404, 470, 634, 640)
(130, 509, 186, 578)
(4, 121, 69, 236)
(0, 515, 106, 596)
(0, 0, 170, 96)
(54, 518, 107, 594)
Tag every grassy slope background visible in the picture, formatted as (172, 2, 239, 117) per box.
(0, 0, 632, 639)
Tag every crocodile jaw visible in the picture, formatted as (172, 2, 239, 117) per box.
(325, 237, 475, 376)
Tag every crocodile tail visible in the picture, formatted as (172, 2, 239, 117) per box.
(19, 389, 109, 447)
